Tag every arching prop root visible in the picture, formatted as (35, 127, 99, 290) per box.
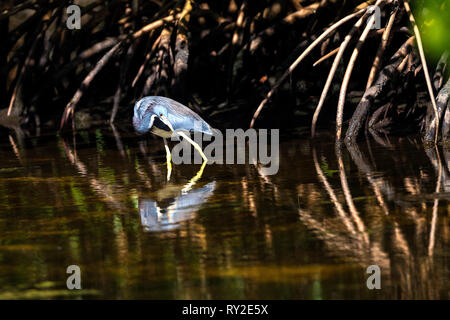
(251, 0, 445, 145)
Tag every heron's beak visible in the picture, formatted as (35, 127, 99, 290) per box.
(159, 115, 174, 132)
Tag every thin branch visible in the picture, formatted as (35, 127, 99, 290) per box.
(313, 47, 339, 67)
(313, 27, 387, 67)
(132, 14, 178, 39)
(250, 7, 367, 128)
(248, 2, 322, 55)
(366, 5, 397, 89)
(60, 14, 178, 129)
(0, 0, 36, 21)
(404, 1, 439, 143)
(311, 11, 369, 137)
(7, 8, 59, 116)
(336, 11, 377, 141)
(132, 32, 162, 87)
(59, 41, 122, 130)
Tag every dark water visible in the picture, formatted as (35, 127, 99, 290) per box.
(0, 126, 448, 299)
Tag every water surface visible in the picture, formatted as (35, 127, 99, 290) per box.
(0, 127, 448, 299)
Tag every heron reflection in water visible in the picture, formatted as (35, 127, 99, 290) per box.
(139, 181, 216, 232)
(133, 96, 215, 181)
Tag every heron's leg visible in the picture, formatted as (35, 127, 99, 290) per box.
(181, 161, 207, 194)
(177, 131, 208, 163)
(163, 138, 172, 181)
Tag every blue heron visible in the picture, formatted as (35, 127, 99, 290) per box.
(133, 96, 213, 179)
(139, 181, 216, 232)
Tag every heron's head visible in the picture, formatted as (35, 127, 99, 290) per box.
(133, 97, 169, 134)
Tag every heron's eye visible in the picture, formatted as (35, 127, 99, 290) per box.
(159, 113, 163, 116)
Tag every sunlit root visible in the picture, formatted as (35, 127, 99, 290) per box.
(250, 6, 367, 128)
(365, 4, 398, 89)
(403, 0, 439, 143)
(336, 9, 378, 140)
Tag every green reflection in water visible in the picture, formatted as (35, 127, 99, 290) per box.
(0, 127, 448, 299)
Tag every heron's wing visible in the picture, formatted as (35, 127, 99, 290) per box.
(162, 98, 214, 135)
